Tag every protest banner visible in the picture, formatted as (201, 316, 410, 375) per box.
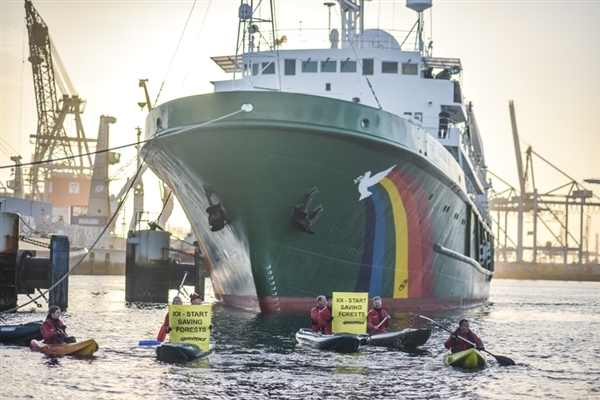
(331, 292, 369, 334)
(169, 304, 212, 351)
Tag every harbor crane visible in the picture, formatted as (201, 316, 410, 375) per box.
(24, 0, 95, 201)
(24, 0, 121, 228)
(489, 101, 600, 269)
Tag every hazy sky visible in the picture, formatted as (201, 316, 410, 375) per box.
(1, 0, 599, 243)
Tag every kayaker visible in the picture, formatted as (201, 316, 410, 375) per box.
(310, 295, 326, 332)
(189, 292, 214, 332)
(318, 295, 334, 334)
(367, 296, 391, 334)
(41, 306, 75, 344)
(157, 295, 183, 342)
(444, 319, 485, 353)
(190, 292, 202, 304)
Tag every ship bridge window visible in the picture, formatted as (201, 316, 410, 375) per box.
(341, 60, 357, 73)
(284, 59, 296, 75)
(402, 62, 418, 75)
(321, 59, 337, 72)
(252, 63, 259, 76)
(302, 60, 318, 73)
(262, 62, 275, 74)
(414, 112, 423, 122)
(382, 61, 398, 74)
(362, 59, 374, 75)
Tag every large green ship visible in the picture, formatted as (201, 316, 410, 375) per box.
(142, 0, 494, 313)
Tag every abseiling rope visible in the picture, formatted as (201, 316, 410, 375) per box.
(0, 105, 253, 171)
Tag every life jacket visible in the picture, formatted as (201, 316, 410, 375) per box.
(318, 306, 333, 334)
(367, 308, 390, 334)
(310, 306, 324, 332)
(445, 329, 484, 353)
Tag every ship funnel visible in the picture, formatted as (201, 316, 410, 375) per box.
(406, 0, 432, 12)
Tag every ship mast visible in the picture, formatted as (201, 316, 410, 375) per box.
(338, 0, 361, 48)
(234, 0, 278, 82)
(406, 0, 432, 54)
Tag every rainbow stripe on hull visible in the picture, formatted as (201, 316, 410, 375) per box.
(356, 166, 434, 300)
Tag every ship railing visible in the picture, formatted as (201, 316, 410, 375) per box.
(423, 116, 464, 142)
(465, 178, 491, 224)
(417, 115, 456, 143)
(460, 130, 487, 187)
(264, 27, 416, 51)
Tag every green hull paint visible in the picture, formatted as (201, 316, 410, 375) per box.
(143, 91, 493, 313)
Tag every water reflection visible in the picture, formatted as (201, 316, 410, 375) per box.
(332, 364, 368, 375)
(44, 356, 61, 367)
(2, 277, 599, 399)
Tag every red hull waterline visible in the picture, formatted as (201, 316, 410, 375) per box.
(221, 295, 487, 314)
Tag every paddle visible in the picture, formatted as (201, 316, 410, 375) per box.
(418, 315, 515, 366)
(157, 271, 190, 343)
(176, 271, 189, 299)
(139, 339, 162, 347)
(367, 315, 390, 338)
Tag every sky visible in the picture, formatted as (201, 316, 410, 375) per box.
(1, 0, 599, 249)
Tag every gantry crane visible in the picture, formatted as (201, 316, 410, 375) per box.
(24, 0, 94, 201)
(489, 101, 600, 268)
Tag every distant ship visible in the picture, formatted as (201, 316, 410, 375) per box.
(142, 0, 494, 313)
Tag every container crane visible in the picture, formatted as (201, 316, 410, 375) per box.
(24, 0, 94, 202)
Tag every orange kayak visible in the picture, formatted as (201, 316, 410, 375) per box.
(30, 339, 99, 357)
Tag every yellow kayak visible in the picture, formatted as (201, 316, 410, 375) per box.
(30, 339, 99, 357)
(444, 348, 486, 368)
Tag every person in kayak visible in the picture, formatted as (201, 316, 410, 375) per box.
(444, 319, 485, 353)
(367, 296, 391, 334)
(310, 295, 326, 332)
(157, 295, 183, 342)
(41, 306, 75, 344)
(318, 295, 334, 334)
(189, 292, 213, 332)
(190, 292, 202, 304)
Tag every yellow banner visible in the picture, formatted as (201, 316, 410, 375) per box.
(168, 304, 212, 351)
(331, 292, 369, 334)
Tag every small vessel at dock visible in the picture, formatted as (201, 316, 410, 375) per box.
(0, 321, 42, 345)
(359, 328, 431, 349)
(156, 337, 216, 363)
(295, 329, 361, 353)
(29, 338, 99, 357)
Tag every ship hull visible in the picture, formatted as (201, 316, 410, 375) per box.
(143, 91, 493, 313)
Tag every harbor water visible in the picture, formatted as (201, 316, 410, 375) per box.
(1, 277, 598, 399)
